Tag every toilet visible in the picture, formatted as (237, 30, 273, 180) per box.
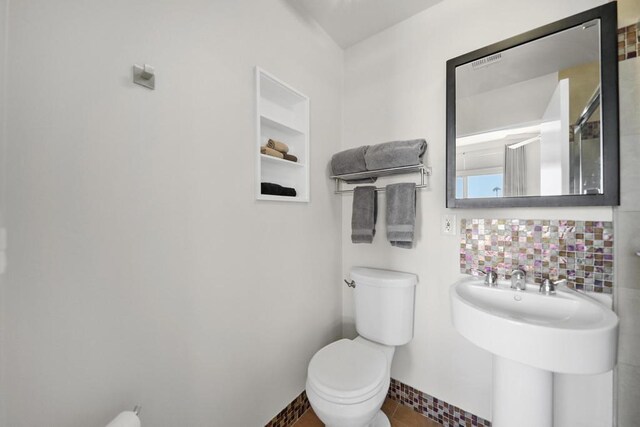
(306, 267, 418, 427)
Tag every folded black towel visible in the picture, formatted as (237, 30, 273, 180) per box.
(261, 182, 297, 197)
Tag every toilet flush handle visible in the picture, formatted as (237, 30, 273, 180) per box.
(344, 279, 356, 288)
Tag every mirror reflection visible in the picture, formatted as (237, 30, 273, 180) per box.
(455, 20, 602, 199)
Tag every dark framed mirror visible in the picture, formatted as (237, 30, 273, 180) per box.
(446, 3, 619, 208)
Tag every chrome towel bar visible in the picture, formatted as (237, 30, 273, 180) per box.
(331, 164, 431, 194)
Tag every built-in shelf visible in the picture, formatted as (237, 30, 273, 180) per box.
(257, 194, 310, 203)
(256, 67, 309, 202)
(260, 114, 305, 135)
(331, 164, 432, 194)
(260, 154, 305, 167)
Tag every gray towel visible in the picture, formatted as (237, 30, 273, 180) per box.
(351, 186, 377, 244)
(386, 183, 416, 249)
(365, 139, 427, 171)
(331, 146, 376, 183)
(331, 146, 369, 175)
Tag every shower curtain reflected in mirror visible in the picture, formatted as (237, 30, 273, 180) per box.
(504, 144, 527, 197)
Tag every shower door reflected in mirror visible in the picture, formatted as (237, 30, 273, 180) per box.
(446, 3, 619, 208)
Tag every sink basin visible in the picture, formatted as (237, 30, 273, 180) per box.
(451, 276, 618, 375)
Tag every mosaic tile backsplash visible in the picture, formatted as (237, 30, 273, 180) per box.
(460, 219, 614, 294)
(619, 22, 639, 61)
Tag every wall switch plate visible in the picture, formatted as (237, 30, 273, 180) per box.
(442, 214, 457, 236)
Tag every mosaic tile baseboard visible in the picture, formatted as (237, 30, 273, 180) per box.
(619, 22, 639, 61)
(388, 378, 491, 427)
(460, 219, 614, 293)
(268, 380, 491, 427)
(265, 391, 310, 427)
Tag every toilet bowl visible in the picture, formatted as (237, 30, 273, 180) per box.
(306, 337, 395, 427)
(306, 267, 417, 427)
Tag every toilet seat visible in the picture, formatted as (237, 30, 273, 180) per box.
(307, 339, 388, 405)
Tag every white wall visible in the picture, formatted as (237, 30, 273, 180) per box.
(2, 1, 343, 426)
(0, 0, 7, 425)
(342, 0, 611, 420)
(614, 56, 640, 427)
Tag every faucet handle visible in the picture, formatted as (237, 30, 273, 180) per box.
(539, 278, 556, 295)
(471, 268, 498, 286)
(553, 278, 567, 287)
(485, 270, 498, 286)
(482, 268, 498, 286)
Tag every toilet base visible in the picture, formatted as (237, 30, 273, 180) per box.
(369, 411, 390, 427)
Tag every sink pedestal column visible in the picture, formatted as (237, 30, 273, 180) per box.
(492, 355, 552, 427)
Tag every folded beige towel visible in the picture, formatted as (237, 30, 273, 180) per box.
(261, 146, 284, 159)
(283, 153, 298, 162)
(267, 138, 289, 154)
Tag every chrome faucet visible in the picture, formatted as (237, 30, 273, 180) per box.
(510, 269, 526, 291)
(539, 279, 556, 295)
(473, 268, 498, 286)
(539, 278, 566, 295)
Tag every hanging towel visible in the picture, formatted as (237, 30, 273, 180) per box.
(364, 139, 427, 171)
(331, 146, 376, 183)
(267, 138, 289, 154)
(261, 182, 297, 197)
(261, 146, 284, 159)
(283, 153, 298, 162)
(351, 186, 377, 244)
(386, 182, 416, 249)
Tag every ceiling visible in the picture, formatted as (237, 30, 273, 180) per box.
(288, 0, 444, 48)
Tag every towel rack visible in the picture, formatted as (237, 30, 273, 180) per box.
(331, 164, 431, 194)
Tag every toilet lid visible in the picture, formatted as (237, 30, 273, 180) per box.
(307, 339, 388, 405)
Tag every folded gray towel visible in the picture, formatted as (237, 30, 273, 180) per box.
(331, 146, 368, 175)
(386, 182, 416, 249)
(351, 186, 377, 244)
(365, 139, 427, 171)
(331, 146, 377, 183)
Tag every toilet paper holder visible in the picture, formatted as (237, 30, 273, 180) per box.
(344, 279, 356, 288)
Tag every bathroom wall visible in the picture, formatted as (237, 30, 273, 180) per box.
(0, 0, 7, 425)
(1, 1, 343, 426)
(342, 0, 612, 421)
(614, 2, 640, 426)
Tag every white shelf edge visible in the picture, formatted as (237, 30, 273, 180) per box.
(257, 194, 309, 203)
(260, 114, 305, 135)
(260, 154, 305, 167)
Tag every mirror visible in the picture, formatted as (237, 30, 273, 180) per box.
(446, 3, 619, 208)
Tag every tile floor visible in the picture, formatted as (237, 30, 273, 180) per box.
(292, 398, 442, 427)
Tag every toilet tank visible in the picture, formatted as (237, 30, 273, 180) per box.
(351, 267, 418, 346)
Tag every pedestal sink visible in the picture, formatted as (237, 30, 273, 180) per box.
(450, 276, 618, 427)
